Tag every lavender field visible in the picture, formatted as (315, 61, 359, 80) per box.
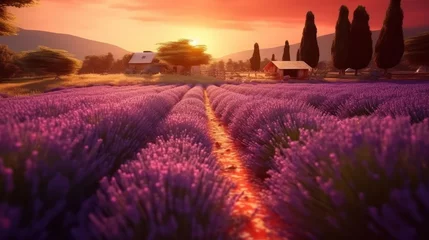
(1, 82, 429, 240)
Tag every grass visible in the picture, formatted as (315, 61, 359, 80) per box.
(0, 74, 223, 96)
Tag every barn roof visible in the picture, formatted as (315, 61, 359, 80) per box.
(129, 52, 156, 64)
(270, 61, 312, 70)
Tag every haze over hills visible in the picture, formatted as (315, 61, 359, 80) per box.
(0, 29, 131, 60)
(219, 27, 429, 62)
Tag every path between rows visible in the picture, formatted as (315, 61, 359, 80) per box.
(203, 90, 281, 240)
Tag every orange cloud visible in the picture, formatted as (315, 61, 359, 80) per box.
(109, 0, 429, 30)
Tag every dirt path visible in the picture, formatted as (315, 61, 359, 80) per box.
(204, 91, 280, 240)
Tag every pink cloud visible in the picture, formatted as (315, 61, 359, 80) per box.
(110, 0, 429, 30)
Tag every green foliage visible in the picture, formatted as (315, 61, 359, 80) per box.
(0, 0, 38, 8)
(349, 6, 373, 74)
(250, 42, 261, 71)
(217, 60, 225, 71)
(331, 5, 351, 71)
(0, 44, 20, 78)
(18, 46, 81, 76)
(110, 53, 133, 73)
(299, 11, 320, 68)
(226, 59, 233, 72)
(296, 49, 300, 61)
(79, 52, 115, 74)
(0, 1, 38, 36)
(375, 0, 404, 71)
(156, 39, 211, 72)
(261, 58, 270, 69)
(282, 41, 291, 61)
(404, 32, 429, 66)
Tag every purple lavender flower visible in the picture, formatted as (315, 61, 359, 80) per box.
(265, 117, 429, 239)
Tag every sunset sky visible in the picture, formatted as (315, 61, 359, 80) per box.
(9, 0, 429, 58)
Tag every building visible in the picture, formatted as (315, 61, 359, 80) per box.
(128, 51, 157, 72)
(263, 61, 312, 80)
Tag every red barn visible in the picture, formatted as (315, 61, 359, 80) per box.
(263, 61, 312, 80)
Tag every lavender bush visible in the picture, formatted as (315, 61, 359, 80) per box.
(265, 117, 429, 240)
(75, 137, 237, 240)
(0, 85, 189, 239)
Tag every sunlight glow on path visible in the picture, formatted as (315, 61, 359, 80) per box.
(204, 90, 281, 240)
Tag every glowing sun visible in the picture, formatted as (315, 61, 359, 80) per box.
(190, 39, 198, 46)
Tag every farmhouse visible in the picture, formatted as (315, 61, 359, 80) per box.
(127, 51, 168, 74)
(263, 61, 312, 80)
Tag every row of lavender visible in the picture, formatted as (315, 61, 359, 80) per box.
(0, 85, 191, 239)
(207, 85, 429, 240)
(73, 86, 238, 240)
(221, 83, 429, 123)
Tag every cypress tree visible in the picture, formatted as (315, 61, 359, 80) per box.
(349, 6, 373, 76)
(375, 0, 404, 74)
(296, 49, 300, 61)
(299, 11, 320, 68)
(282, 41, 291, 61)
(250, 42, 261, 75)
(271, 54, 276, 61)
(331, 5, 351, 75)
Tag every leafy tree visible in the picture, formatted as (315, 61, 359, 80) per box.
(299, 11, 320, 68)
(250, 43, 261, 75)
(404, 32, 429, 66)
(375, 0, 404, 74)
(110, 53, 133, 73)
(232, 61, 240, 72)
(157, 39, 211, 74)
(1, 0, 37, 36)
(331, 5, 351, 75)
(296, 49, 300, 61)
(226, 58, 234, 72)
(271, 54, 276, 61)
(261, 58, 270, 69)
(217, 60, 225, 71)
(19, 46, 81, 77)
(0, 44, 19, 78)
(349, 6, 373, 76)
(237, 60, 245, 71)
(79, 52, 115, 74)
(282, 41, 291, 61)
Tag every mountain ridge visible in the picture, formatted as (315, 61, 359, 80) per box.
(0, 29, 131, 60)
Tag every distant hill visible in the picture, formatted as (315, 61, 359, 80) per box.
(0, 29, 131, 60)
(219, 27, 429, 62)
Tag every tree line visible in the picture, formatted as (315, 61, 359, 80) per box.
(0, 45, 139, 79)
(248, 0, 419, 76)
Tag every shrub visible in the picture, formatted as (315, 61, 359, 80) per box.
(265, 117, 429, 240)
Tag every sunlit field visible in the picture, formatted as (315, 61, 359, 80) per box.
(1, 80, 429, 239)
(0, 74, 223, 96)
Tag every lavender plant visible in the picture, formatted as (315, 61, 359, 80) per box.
(265, 117, 429, 240)
(75, 137, 237, 240)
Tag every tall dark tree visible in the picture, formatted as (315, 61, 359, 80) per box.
(271, 54, 276, 61)
(349, 6, 373, 76)
(282, 41, 291, 61)
(375, 0, 404, 74)
(296, 49, 300, 61)
(331, 5, 351, 75)
(299, 11, 320, 68)
(250, 43, 261, 75)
